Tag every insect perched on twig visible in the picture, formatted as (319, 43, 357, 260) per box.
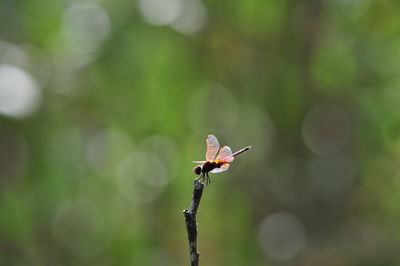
(193, 134, 251, 184)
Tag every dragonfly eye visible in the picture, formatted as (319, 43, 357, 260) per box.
(193, 166, 202, 175)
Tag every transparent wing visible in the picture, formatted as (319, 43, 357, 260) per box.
(215, 146, 234, 163)
(206, 135, 220, 161)
(193, 161, 206, 163)
(210, 163, 230, 173)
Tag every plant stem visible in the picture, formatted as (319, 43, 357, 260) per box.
(183, 178, 204, 266)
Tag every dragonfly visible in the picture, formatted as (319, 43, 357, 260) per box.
(193, 134, 251, 184)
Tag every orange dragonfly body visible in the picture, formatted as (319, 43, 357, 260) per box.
(193, 135, 251, 184)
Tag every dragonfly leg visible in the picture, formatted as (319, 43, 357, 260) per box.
(206, 173, 211, 185)
(199, 173, 205, 184)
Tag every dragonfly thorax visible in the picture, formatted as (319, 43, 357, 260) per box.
(202, 161, 224, 174)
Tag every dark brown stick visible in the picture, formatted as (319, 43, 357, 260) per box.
(183, 178, 204, 266)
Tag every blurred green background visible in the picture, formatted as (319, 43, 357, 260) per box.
(1, 0, 400, 265)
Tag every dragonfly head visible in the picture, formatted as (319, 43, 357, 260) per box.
(193, 165, 202, 175)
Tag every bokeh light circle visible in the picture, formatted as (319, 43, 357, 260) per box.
(138, 0, 182, 26)
(0, 64, 41, 118)
(187, 85, 240, 133)
(258, 212, 306, 261)
(116, 151, 169, 203)
(52, 198, 108, 257)
(63, 2, 111, 53)
(85, 128, 133, 178)
(302, 103, 351, 156)
(171, 0, 207, 34)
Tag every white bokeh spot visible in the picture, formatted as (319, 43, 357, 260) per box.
(138, 0, 182, 26)
(0, 64, 41, 118)
(258, 212, 307, 260)
(63, 2, 111, 53)
(171, 0, 207, 34)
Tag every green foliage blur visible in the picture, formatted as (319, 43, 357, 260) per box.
(1, 0, 400, 265)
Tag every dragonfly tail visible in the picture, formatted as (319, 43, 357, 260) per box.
(232, 146, 251, 157)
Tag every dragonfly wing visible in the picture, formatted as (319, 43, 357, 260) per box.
(193, 161, 206, 163)
(206, 135, 220, 161)
(215, 146, 234, 163)
(210, 163, 230, 173)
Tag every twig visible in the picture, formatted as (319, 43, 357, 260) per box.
(183, 178, 204, 266)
